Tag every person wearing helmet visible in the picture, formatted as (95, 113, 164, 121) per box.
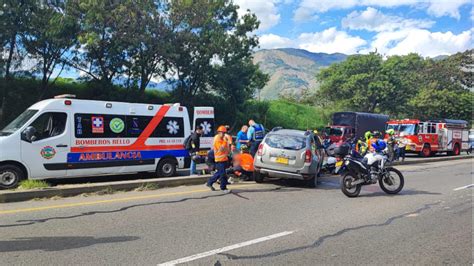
(371, 139, 387, 152)
(386, 129, 397, 162)
(364, 139, 388, 181)
(207, 125, 231, 192)
(357, 131, 372, 155)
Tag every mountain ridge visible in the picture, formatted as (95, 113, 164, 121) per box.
(253, 48, 348, 100)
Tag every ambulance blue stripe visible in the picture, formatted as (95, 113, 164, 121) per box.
(67, 149, 188, 163)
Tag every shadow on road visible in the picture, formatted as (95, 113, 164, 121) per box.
(219, 201, 442, 261)
(362, 189, 442, 197)
(0, 236, 139, 252)
(0, 187, 298, 228)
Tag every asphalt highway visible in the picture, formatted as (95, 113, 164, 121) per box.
(0, 159, 472, 265)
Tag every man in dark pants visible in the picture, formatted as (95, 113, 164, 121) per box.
(207, 126, 231, 193)
(247, 119, 265, 157)
(186, 126, 203, 175)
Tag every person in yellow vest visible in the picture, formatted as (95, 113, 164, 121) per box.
(207, 125, 231, 192)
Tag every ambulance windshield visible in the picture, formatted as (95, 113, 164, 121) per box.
(0, 109, 38, 136)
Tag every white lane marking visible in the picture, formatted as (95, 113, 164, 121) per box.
(157, 231, 294, 266)
(453, 184, 474, 191)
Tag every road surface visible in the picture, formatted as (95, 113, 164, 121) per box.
(0, 159, 472, 265)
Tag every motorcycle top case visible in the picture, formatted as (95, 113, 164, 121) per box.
(334, 143, 351, 156)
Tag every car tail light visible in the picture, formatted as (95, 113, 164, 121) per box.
(257, 143, 264, 156)
(305, 150, 312, 163)
(64, 100, 72, 105)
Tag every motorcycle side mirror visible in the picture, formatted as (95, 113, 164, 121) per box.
(21, 126, 37, 143)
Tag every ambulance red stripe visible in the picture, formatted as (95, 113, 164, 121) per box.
(70, 105, 182, 153)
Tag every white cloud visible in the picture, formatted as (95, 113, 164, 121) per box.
(363, 28, 473, 57)
(426, 0, 470, 20)
(294, 0, 471, 21)
(259, 34, 293, 49)
(259, 28, 367, 54)
(235, 0, 281, 31)
(342, 7, 435, 32)
(297, 27, 367, 54)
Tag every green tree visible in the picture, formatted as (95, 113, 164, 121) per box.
(0, 0, 35, 125)
(316, 52, 386, 113)
(121, 1, 172, 93)
(22, 2, 79, 99)
(166, 0, 263, 105)
(67, 0, 129, 86)
(409, 51, 473, 122)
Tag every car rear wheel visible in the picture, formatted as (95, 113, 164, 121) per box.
(306, 174, 317, 188)
(254, 171, 264, 183)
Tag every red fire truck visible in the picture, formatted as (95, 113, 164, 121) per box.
(386, 119, 469, 157)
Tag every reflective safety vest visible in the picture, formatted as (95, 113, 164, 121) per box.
(213, 135, 230, 162)
(234, 153, 254, 172)
(252, 124, 264, 141)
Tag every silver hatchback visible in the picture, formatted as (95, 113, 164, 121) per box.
(253, 129, 325, 187)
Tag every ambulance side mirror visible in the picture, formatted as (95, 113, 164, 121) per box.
(22, 126, 37, 143)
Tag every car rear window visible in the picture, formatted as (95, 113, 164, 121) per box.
(265, 134, 306, 150)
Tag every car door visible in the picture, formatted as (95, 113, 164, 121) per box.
(192, 107, 215, 153)
(20, 111, 69, 178)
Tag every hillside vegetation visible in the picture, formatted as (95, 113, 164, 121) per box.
(253, 48, 347, 100)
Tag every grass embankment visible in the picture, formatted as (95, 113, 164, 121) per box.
(18, 180, 50, 190)
(265, 100, 329, 130)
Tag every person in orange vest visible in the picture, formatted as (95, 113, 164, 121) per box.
(207, 125, 231, 192)
(227, 145, 254, 181)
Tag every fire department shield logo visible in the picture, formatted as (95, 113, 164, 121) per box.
(40, 146, 56, 160)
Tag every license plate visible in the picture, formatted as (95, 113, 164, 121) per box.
(335, 161, 343, 167)
(276, 157, 289, 164)
(198, 150, 208, 156)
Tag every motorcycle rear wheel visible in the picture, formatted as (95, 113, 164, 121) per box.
(341, 173, 361, 197)
(379, 167, 404, 194)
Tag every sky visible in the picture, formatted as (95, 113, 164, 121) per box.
(235, 0, 473, 56)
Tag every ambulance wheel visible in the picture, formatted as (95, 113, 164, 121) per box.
(157, 158, 176, 177)
(0, 165, 24, 189)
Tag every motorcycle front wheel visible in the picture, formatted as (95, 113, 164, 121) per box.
(341, 173, 361, 197)
(379, 167, 404, 194)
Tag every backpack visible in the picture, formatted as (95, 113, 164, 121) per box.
(184, 134, 193, 150)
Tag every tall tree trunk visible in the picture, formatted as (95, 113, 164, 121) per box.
(38, 73, 49, 100)
(0, 33, 17, 126)
(5, 33, 16, 80)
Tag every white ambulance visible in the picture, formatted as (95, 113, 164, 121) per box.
(0, 95, 215, 189)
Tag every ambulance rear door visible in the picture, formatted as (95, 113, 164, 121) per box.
(193, 107, 215, 153)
